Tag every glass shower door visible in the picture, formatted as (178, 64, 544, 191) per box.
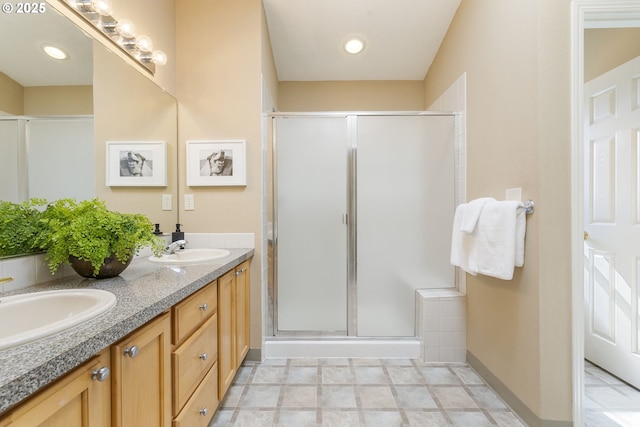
(356, 115, 455, 337)
(275, 116, 349, 333)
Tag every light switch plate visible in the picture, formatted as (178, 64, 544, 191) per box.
(184, 194, 195, 211)
(161, 194, 172, 211)
(505, 188, 522, 202)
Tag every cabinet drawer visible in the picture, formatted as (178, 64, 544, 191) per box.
(172, 363, 218, 427)
(173, 314, 217, 412)
(173, 281, 217, 344)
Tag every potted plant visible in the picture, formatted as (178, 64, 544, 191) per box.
(0, 198, 48, 257)
(36, 198, 164, 279)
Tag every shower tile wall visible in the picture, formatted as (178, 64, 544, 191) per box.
(416, 289, 466, 363)
(428, 72, 467, 295)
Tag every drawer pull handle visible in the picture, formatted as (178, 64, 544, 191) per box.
(199, 408, 208, 416)
(199, 303, 208, 311)
(91, 366, 110, 382)
(124, 345, 139, 358)
(199, 352, 208, 361)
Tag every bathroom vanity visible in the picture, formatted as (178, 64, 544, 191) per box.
(0, 248, 253, 426)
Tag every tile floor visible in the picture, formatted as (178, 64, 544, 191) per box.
(210, 358, 526, 426)
(584, 361, 640, 427)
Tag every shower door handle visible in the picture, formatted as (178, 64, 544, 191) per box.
(343, 214, 348, 225)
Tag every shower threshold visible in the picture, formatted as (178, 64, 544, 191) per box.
(264, 336, 421, 359)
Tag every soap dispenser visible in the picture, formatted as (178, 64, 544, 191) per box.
(172, 224, 184, 242)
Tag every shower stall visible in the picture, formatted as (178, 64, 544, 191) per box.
(266, 112, 456, 357)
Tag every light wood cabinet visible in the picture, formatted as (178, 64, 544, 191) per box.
(0, 256, 252, 427)
(172, 366, 218, 427)
(217, 269, 236, 399)
(111, 311, 172, 427)
(0, 349, 111, 427)
(172, 280, 219, 426)
(235, 260, 251, 368)
(218, 259, 251, 398)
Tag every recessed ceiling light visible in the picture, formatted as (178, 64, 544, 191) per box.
(43, 45, 68, 60)
(344, 38, 365, 54)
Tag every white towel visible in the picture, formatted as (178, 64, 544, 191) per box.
(450, 200, 526, 280)
(514, 205, 526, 267)
(450, 203, 476, 275)
(460, 197, 495, 233)
(473, 201, 524, 280)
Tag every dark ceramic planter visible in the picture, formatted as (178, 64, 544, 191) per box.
(69, 253, 133, 279)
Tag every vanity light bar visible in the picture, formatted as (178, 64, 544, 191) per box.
(64, 0, 167, 73)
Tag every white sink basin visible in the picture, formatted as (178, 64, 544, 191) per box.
(0, 289, 116, 350)
(148, 248, 231, 265)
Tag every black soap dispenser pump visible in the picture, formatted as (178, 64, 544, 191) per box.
(172, 224, 184, 242)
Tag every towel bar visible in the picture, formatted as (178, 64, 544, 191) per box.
(520, 200, 535, 215)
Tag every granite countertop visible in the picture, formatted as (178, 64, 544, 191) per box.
(0, 248, 254, 414)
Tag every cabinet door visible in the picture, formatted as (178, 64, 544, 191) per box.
(217, 269, 236, 398)
(0, 350, 111, 427)
(112, 311, 171, 427)
(235, 260, 251, 368)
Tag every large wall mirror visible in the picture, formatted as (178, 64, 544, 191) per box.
(0, 4, 178, 258)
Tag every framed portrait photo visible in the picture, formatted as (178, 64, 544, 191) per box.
(106, 141, 167, 187)
(186, 139, 247, 186)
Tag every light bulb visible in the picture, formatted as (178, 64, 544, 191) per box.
(43, 45, 68, 60)
(90, 0, 112, 15)
(115, 19, 136, 38)
(344, 38, 365, 54)
(135, 35, 153, 52)
(152, 50, 167, 65)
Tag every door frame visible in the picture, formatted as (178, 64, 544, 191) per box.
(571, 1, 640, 425)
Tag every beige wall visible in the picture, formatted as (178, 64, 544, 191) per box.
(23, 86, 93, 115)
(585, 28, 640, 82)
(176, 0, 264, 350)
(0, 72, 24, 115)
(424, 0, 572, 423)
(278, 80, 424, 111)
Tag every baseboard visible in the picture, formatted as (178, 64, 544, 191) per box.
(466, 351, 572, 427)
(246, 348, 261, 362)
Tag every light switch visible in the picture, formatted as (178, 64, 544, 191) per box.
(184, 194, 195, 211)
(505, 188, 522, 202)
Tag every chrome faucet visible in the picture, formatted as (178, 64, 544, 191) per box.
(165, 240, 187, 255)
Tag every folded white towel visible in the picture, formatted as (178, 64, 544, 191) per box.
(514, 205, 526, 267)
(473, 200, 524, 280)
(460, 197, 495, 233)
(450, 204, 476, 275)
(450, 200, 526, 280)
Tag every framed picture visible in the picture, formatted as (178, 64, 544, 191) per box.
(106, 141, 167, 187)
(186, 139, 247, 186)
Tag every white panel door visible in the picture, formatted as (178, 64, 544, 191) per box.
(584, 55, 640, 388)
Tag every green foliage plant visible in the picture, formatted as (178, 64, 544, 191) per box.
(35, 198, 164, 276)
(0, 198, 48, 257)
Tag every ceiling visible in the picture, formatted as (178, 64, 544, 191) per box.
(262, 0, 461, 82)
(0, 7, 92, 87)
(0, 1, 461, 87)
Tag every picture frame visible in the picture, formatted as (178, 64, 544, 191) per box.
(106, 141, 167, 187)
(186, 139, 247, 186)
